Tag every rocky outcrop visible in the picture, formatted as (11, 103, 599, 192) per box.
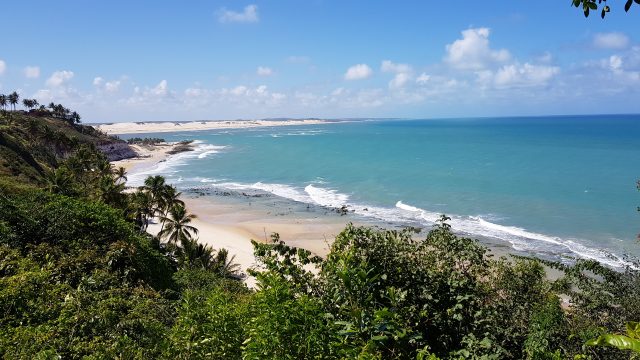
(97, 142, 138, 161)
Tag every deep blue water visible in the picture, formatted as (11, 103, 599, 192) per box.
(122, 115, 640, 267)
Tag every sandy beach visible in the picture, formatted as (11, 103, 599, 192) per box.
(112, 142, 351, 287)
(95, 119, 331, 134)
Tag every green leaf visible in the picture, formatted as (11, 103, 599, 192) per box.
(601, 8, 606, 18)
(584, 6, 590, 17)
(625, 0, 633, 12)
(588, 1, 597, 9)
(573, 0, 582, 7)
(586, 334, 640, 352)
(626, 322, 640, 339)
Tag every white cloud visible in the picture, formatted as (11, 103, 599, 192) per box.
(344, 64, 372, 80)
(478, 63, 560, 88)
(381, 60, 413, 89)
(609, 55, 623, 71)
(389, 73, 411, 89)
(594, 32, 630, 50)
(150, 80, 169, 96)
(445, 27, 510, 70)
(381, 60, 412, 74)
(257, 66, 273, 76)
(0, 60, 6, 75)
(105, 80, 120, 92)
(46, 70, 74, 87)
(94, 76, 121, 93)
(230, 85, 249, 96)
(24, 66, 40, 79)
(416, 73, 431, 85)
(218, 4, 259, 23)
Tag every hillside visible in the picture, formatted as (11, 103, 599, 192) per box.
(0, 110, 135, 183)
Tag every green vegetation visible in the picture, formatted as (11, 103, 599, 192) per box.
(1, 105, 640, 358)
(572, 0, 639, 18)
(127, 137, 166, 145)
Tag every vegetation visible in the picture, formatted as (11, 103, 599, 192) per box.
(1, 103, 640, 358)
(572, 0, 640, 18)
(127, 137, 166, 145)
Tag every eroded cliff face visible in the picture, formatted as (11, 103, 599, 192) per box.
(97, 142, 138, 161)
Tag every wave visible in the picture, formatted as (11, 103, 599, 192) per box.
(305, 185, 349, 208)
(126, 141, 226, 187)
(210, 180, 636, 269)
(125, 141, 634, 269)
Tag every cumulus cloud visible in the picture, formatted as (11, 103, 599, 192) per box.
(93, 76, 121, 93)
(46, 70, 74, 87)
(381, 60, 413, 89)
(0, 60, 6, 75)
(218, 4, 259, 23)
(477, 63, 560, 88)
(445, 27, 510, 70)
(389, 73, 411, 89)
(344, 64, 372, 80)
(594, 32, 630, 50)
(257, 66, 273, 76)
(24, 66, 40, 79)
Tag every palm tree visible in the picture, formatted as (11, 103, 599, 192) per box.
(179, 238, 216, 270)
(8, 92, 19, 111)
(132, 190, 155, 231)
(0, 94, 8, 111)
(44, 167, 77, 196)
(158, 204, 198, 245)
(212, 248, 241, 278)
(98, 175, 126, 207)
(142, 175, 166, 201)
(113, 166, 127, 184)
(22, 99, 33, 110)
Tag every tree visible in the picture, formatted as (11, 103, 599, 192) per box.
(8, 91, 19, 111)
(113, 166, 127, 184)
(572, 0, 640, 18)
(158, 204, 198, 246)
(0, 94, 6, 111)
(22, 99, 35, 110)
(71, 111, 81, 124)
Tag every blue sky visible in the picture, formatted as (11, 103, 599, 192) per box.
(1, 0, 639, 122)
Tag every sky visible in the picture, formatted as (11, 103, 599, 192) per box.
(0, 0, 639, 123)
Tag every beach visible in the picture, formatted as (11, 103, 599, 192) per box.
(113, 142, 353, 286)
(96, 119, 331, 134)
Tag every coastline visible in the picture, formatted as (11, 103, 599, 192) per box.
(95, 119, 332, 135)
(111, 142, 554, 287)
(112, 143, 352, 286)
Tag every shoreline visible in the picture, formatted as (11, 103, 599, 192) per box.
(110, 142, 565, 287)
(95, 119, 333, 135)
(112, 143, 353, 286)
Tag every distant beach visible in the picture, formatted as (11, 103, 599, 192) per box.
(95, 119, 332, 134)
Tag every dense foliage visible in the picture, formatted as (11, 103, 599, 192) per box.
(1, 109, 640, 358)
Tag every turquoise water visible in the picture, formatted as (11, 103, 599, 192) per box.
(122, 115, 640, 267)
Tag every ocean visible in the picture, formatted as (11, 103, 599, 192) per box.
(121, 115, 640, 268)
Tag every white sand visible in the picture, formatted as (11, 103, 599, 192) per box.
(95, 119, 330, 134)
(116, 142, 349, 288)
